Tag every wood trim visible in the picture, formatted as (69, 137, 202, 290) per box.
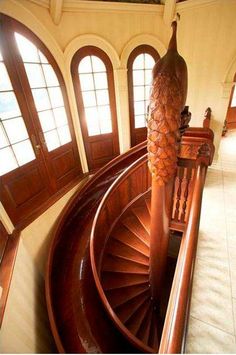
(15, 173, 89, 231)
(158, 163, 207, 353)
(0, 228, 20, 328)
(71, 45, 120, 170)
(127, 45, 160, 147)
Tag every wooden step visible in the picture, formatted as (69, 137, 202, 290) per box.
(102, 272, 149, 290)
(137, 302, 153, 345)
(145, 198, 151, 215)
(105, 282, 150, 309)
(125, 297, 151, 336)
(132, 205, 150, 234)
(106, 238, 149, 266)
(112, 225, 149, 257)
(122, 215, 150, 246)
(116, 290, 150, 324)
(102, 254, 149, 274)
(148, 310, 159, 351)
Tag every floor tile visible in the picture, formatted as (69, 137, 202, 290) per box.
(186, 316, 236, 354)
(190, 257, 234, 335)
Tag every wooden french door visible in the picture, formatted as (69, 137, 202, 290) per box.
(226, 81, 236, 130)
(0, 15, 82, 225)
(71, 46, 120, 171)
(128, 45, 160, 147)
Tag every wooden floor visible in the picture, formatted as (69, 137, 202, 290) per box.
(186, 130, 236, 353)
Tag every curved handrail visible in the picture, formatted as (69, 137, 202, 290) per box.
(158, 162, 207, 353)
(90, 154, 152, 353)
(45, 140, 147, 353)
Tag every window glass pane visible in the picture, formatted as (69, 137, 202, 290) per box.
(48, 87, 64, 108)
(144, 54, 155, 69)
(94, 73, 108, 90)
(0, 123, 9, 148)
(133, 54, 144, 70)
(145, 100, 150, 113)
(15, 33, 40, 63)
(98, 105, 111, 120)
(38, 110, 55, 132)
(133, 70, 144, 86)
(145, 70, 152, 85)
(0, 147, 18, 175)
(42, 64, 59, 87)
(24, 63, 45, 88)
(82, 91, 96, 107)
(3, 117, 29, 144)
(44, 130, 60, 151)
(12, 139, 35, 166)
(145, 85, 151, 100)
(53, 107, 68, 127)
(57, 125, 71, 145)
(135, 115, 146, 128)
(91, 56, 106, 72)
(32, 88, 51, 111)
(96, 90, 109, 106)
(0, 92, 21, 119)
(86, 118, 100, 136)
(100, 119, 112, 134)
(39, 51, 48, 64)
(79, 56, 92, 74)
(85, 107, 100, 136)
(133, 86, 144, 101)
(0, 63, 13, 91)
(79, 73, 94, 91)
(134, 101, 145, 115)
(231, 86, 236, 107)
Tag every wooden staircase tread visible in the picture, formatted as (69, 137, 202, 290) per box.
(102, 254, 149, 274)
(148, 310, 159, 351)
(111, 226, 149, 257)
(116, 291, 150, 324)
(137, 302, 153, 345)
(102, 272, 149, 290)
(105, 282, 150, 309)
(125, 296, 151, 336)
(121, 216, 150, 246)
(105, 238, 149, 265)
(145, 198, 151, 215)
(132, 206, 150, 234)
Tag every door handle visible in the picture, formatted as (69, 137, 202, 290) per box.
(31, 134, 41, 155)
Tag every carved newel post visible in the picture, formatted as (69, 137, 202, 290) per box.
(148, 20, 187, 306)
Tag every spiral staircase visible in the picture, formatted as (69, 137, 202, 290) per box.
(45, 124, 214, 354)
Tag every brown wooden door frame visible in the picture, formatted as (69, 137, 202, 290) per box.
(127, 45, 160, 147)
(0, 15, 83, 225)
(71, 46, 120, 171)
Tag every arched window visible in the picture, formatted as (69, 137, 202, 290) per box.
(71, 46, 119, 171)
(0, 15, 82, 225)
(128, 45, 160, 147)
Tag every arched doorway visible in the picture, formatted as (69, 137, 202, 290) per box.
(71, 46, 120, 171)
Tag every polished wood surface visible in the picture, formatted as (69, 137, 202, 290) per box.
(0, 15, 83, 225)
(148, 20, 187, 309)
(45, 141, 147, 353)
(0, 228, 20, 328)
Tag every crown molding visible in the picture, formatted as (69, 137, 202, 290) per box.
(63, 0, 164, 14)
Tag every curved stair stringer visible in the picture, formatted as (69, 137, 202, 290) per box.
(45, 142, 148, 353)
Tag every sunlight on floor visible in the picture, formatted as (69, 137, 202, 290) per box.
(186, 129, 236, 354)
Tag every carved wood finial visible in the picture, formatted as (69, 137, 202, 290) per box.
(147, 20, 188, 185)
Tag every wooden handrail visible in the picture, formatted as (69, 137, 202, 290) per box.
(159, 162, 207, 353)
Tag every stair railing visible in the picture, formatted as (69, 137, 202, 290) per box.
(158, 151, 210, 353)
